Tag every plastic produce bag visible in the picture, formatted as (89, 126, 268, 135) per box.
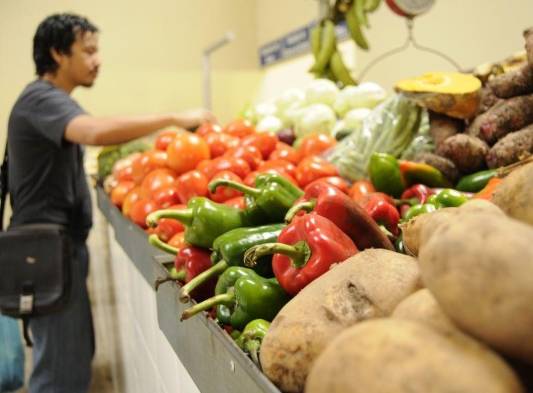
(0, 315, 24, 392)
(326, 94, 426, 181)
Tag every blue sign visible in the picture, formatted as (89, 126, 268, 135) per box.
(259, 21, 348, 67)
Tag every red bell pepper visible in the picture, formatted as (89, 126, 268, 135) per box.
(284, 182, 394, 251)
(400, 184, 433, 205)
(244, 214, 357, 295)
(363, 194, 400, 237)
(149, 235, 215, 300)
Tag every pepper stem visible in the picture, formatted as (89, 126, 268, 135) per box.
(284, 200, 316, 223)
(245, 340, 261, 367)
(146, 208, 194, 228)
(180, 288, 235, 321)
(148, 234, 179, 255)
(244, 241, 311, 269)
(179, 260, 228, 304)
(154, 269, 186, 291)
(208, 179, 261, 198)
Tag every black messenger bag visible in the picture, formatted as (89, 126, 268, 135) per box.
(0, 141, 72, 346)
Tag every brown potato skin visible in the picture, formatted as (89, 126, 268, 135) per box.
(491, 161, 533, 226)
(260, 249, 421, 393)
(419, 209, 533, 364)
(306, 319, 524, 393)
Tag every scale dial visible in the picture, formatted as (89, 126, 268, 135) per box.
(386, 0, 435, 17)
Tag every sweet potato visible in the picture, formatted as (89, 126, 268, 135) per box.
(414, 152, 460, 183)
(488, 64, 533, 98)
(436, 133, 489, 173)
(306, 319, 524, 393)
(477, 94, 533, 144)
(486, 124, 533, 168)
(477, 86, 503, 114)
(259, 249, 421, 393)
(429, 112, 463, 148)
(491, 161, 533, 225)
(525, 27, 533, 66)
(418, 205, 533, 364)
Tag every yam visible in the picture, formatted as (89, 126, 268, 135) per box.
(418, 208, 533, 363)
(524, 27, 533, 66)
(477, 86, 503, 114)
(306, 319, 524, 393)
(428, 112, 463, 148)
(488, 64, 533, 98)
(414, 152, 460, 183)
(486, 124, 533, 168)
(436, 133, 489, 173)
(477, 94, 533, 144)
(491, 161, 533, 226)
(260, 249, 421, 393)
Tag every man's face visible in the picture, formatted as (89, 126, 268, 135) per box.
(55, 30, 100, 87)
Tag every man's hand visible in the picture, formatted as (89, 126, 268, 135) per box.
(174, 108, 218, 130)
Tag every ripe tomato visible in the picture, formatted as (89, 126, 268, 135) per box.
(224, 145, 263, 170)
(295, 156, 339, 188)
(131, 150, 168, 184)
(306, 176, 350, 194)
(122, 186, 143, 217)
(223, 119, 255, 138)
(154, 218, 184, 242)
(209, 171, 244, 203)
(110, 181, 135, 208)
(140, 168, 178, 199)
(129, 198, 160, 228)
(168, 231, 187, 250)
(198, 157, 251, 180)
(152, 186, 181, 208)
(155, 129, 179, 151)
(195, 122, 222, 137)
(176, 170, 209, 204)
(298, 133, 336, 158)
(258, 159, 296, 176)
(167, 132, 210, 175)
(242, 132, 278, 159)
(223, 196, 246, 209)
(204, 132, 240, 158)
(113, 152, 141, 182)
(268, 142, 301, 165)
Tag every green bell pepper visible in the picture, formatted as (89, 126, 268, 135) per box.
(235, 319, 270, 366)
(179, 224, 284, 303)
(456, 169, 497, 192)
(181, 267, 288, 330)
(434, 189, 469, 207)
(403, 203, 437, 221)
(146, 197, 247, 249)
(368, 153, 405, 198)
(208, 173, 304, 224)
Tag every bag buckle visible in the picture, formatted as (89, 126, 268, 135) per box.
(19, 283, 34, 314)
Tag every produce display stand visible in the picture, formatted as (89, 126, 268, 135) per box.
(96, 186, 281, 393)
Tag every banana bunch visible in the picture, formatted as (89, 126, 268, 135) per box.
(345, 0, 381, 50)
(309, 20, 357, 87)
(308, 0, 381, 87)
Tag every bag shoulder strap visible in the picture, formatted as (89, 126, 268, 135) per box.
(0, 139, 7, 231)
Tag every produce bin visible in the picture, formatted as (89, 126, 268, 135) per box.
(96, 186, 281, 393)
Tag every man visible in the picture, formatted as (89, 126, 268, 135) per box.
(7, 13, 215, 393)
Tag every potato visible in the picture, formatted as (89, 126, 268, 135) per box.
(306, 319, 524, 393)
(260, 249, 421, 393)
(392, 288, 459, 336)
(491, 161, 533, 226)
(401, 200, 503, 256)
(419, 210, 533, 364)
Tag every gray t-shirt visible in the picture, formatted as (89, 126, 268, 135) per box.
(7, 79, 92, 240)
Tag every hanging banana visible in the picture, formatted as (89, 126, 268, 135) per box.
(310, 24, 322, 60)
(363, 0, 381, 12)
(309, 20, 337, 74)
(345, 1, 369, 50)
(355, 0, 369, 28)
(330, 51, 358, 86)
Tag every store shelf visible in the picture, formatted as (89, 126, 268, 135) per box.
(96, 187, 281, 393)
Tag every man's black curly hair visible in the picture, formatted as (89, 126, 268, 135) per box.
(33, 13, 98, 76)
